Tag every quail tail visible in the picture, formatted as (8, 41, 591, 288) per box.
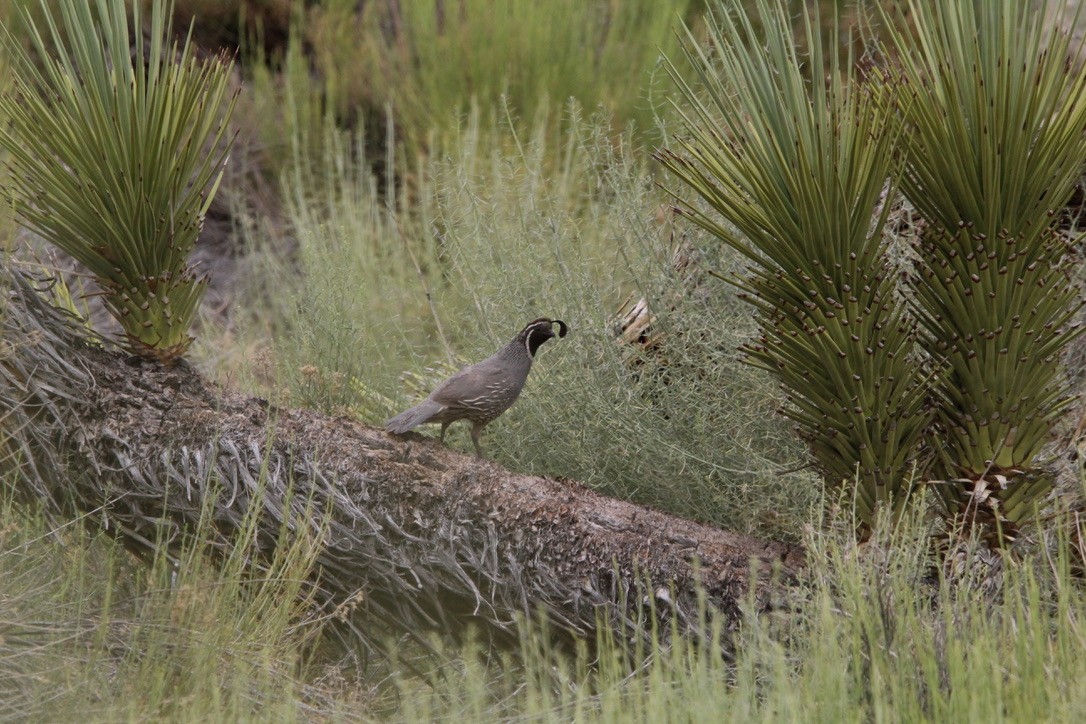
(386, 399, 446, 434)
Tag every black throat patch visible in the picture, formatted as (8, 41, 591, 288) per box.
(525, 326, 553, 356)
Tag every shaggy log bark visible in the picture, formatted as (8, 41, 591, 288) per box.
(1, 269, 804, 657)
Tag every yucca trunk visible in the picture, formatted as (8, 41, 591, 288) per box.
(0, 266, 803, 656)
(883, 0, 1086, 542)
(658, 0, 932, 530)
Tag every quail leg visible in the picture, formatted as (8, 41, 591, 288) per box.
(470, 422, 485, 458)
(440, 421, 450, 443)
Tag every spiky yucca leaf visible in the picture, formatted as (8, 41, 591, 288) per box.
(657, 0, 932, 528)
(881, 0, 1086, 541)
(0, 0, 236, 361)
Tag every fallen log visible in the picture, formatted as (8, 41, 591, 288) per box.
(0, 267, 803, 658)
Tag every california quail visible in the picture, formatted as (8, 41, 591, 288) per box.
(386, 318, 569, 457)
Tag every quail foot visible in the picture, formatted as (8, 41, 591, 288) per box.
(386, 318, 568, 457)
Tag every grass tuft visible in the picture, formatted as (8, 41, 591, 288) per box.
(0, 482, 327, 721)
(385, 500, 1086, 722)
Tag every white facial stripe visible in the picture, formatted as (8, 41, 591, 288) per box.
(524, 323, 551, 356)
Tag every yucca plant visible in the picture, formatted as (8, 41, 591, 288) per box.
(880, 0, 1086, 543)
(0, 0, 236, 361)
(657, 0, 933, 531)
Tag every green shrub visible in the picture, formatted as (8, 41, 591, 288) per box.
(0, 0, 236, 361)
(881, 0, 1086, 543)
(658, 0, 931, 532)
(659, 0, 1086, 543)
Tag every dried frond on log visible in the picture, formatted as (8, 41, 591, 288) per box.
(612, 208, 709, 367)
(0, 266, 803, 658)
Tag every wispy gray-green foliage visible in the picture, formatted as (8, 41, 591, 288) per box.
(420, 109, 809, 531)
(881, 0, 1086, 541)
(0, 0, 236, 360)
(246, 121, 439, 413)
(658, 0, 931, 531)
(241, 105, 810, 535)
